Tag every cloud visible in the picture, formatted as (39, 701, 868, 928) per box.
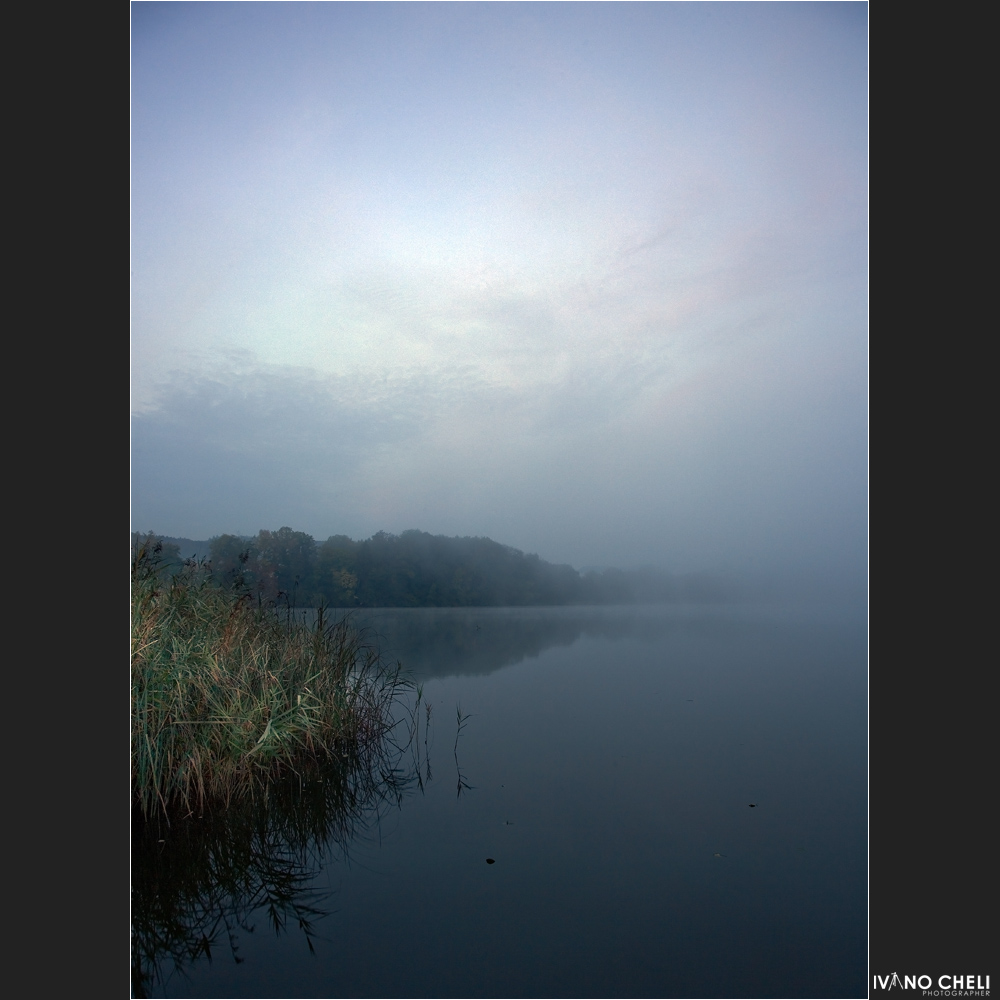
(130, 3, 866, 592)
(131, 361, 428, 538)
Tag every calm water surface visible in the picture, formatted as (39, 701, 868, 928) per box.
(137, 603, 867, 998)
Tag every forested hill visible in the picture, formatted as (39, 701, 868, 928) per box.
(135, 528, 725, 607)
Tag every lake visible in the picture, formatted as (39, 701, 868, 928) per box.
(133, 602, 867, 998)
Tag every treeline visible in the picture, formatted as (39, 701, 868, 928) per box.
(134, 527, 726, 607)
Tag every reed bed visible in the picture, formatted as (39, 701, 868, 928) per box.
(131, 538, 407, 818)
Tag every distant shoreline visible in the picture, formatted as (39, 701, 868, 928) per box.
(132, 528, 734, 608)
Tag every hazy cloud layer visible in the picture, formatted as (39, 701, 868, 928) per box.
(131, 4, 867, 590)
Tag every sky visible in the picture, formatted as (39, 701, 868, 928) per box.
(131, 2, 867, 587)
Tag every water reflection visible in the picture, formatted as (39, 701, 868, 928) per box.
(348, 605, 690, 680)
(135, 605, 866, 998)
(408, 687, 473, 799)
(453, 704, 474, 798)
(132, 739, 418, 996)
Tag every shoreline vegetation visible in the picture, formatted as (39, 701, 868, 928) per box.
(131, 536, 409, 820)
(133, 526, 728, 609)
(131, 525, 725, 820)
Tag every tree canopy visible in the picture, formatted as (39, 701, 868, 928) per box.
(134, 527, 712, 607)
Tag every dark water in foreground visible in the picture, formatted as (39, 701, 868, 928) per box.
(135, 604, 867, 998)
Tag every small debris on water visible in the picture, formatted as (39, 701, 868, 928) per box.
(486, 858, 495, 864)
(748, 803, 757, 807)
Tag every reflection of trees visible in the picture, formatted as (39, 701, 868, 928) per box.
(131, 739, 417, 997)
(359, 607, 684, 681)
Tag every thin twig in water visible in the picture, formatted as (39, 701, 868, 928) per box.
(454, 704, 471, 753)
(453, 704, 473, 797)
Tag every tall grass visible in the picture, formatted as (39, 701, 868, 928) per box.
(131, 536, 407, 818)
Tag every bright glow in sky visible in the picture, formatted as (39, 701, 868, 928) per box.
(131, 2, 867, 586)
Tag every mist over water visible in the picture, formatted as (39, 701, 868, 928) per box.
(132, 7, 867, 994)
